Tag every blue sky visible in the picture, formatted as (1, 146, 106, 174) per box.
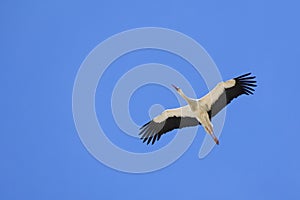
(1, 0, 300, 199)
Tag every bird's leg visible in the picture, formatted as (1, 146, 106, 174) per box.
(198, 112, 219, 145)
(207, 122, 219, 145)
(212, 134, 219, 145)
(204, 123, 219, 145)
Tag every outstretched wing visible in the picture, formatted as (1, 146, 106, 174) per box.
(139, 105, 200, 145)
(208, 72, 257, 118)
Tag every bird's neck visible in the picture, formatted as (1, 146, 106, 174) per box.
(179, 91, 194, 105)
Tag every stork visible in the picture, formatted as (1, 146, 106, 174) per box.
(139, 72, 257, 145)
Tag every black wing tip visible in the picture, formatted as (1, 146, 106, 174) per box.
(140, 135, 159, 145)
(235, 72, 256, 80)
(235, 73, 257, 83)
(139, 121, 151, 130)
(141, 136, 158, 145)
(236, 72, 252, 79)
(235, 72, 257, 95)
(139, 120, 159, 145)
(141, 140, 155, 145)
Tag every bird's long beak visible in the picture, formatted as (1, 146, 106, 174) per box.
(172, 84, 180, 91)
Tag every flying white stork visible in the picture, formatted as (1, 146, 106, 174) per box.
(139, 72, 257, 145)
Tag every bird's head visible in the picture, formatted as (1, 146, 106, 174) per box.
(172, 84, 182, 93)
(172, 84, 192, 104)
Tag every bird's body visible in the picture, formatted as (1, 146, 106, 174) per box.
(139, 73, 257, 145)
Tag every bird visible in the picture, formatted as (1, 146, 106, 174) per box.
(139, 72, 257, 145)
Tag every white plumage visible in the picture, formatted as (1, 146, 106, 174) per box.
(139, 73, 257, 145)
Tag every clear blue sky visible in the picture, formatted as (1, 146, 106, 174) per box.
(1, 0, 300, 199)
